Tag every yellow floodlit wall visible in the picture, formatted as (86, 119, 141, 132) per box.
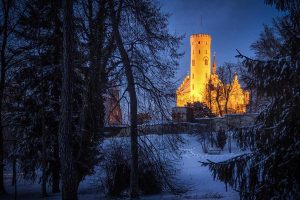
(190, 34, 211, 102)
(176, 75, 190, 107)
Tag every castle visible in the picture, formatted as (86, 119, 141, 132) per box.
(104, 87, 122, 125)
(176, 34, 249, 116)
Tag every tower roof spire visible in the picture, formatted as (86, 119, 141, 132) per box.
(212, 52, 217, 74)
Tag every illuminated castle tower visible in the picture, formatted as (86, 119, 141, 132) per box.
(175, 33, 249, 116)
(190, 34, 211, 102)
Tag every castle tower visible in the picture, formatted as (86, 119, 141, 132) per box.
(175, 33, 249, 118)
(190, 34, 211, 102)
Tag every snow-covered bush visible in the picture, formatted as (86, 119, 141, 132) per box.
(101, 140, 130, 196)
(101, 135, 184, 196)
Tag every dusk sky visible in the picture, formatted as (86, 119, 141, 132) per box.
(159, 0, 282, 81)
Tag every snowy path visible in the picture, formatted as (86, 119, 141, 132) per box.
(1, 134, 240, 200)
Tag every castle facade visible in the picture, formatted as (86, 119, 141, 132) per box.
(176, 34, 249, 116)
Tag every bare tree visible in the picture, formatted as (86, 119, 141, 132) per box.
(206, 63, 237, 116)
(206, 76, 224, 116)
(109, 1, 139, 196)
(109, 0, 182, 197)
(218, 63, 235, 114)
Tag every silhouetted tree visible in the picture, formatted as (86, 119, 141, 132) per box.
(0, 0, 26, 194)
(202, 0, 300, 199)
(186, 101, 215, 120)
(108, 0, 182, 197)
(59, 0, 78, 199)
(8, 0, 63, 195)
(217, 64, 235, 114)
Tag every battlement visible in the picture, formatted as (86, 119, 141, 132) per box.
(190, 34, 211, 39)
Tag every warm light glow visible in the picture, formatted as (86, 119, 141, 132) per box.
(190, 34, 211, 103)
(176, 34, 249, 115)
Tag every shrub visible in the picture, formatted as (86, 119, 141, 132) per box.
(101, 136, 182, 196)
(216, 129, 227, 150)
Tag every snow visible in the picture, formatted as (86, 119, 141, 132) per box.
(1, 134, 241, 200)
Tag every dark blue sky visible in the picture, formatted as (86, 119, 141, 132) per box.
(159, 0, 282, 81)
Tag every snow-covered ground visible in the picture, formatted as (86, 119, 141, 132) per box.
(1, 134, 243, 200)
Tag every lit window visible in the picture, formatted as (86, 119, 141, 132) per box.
(205, 59, 208, 65)
(192, 60, 195, 66)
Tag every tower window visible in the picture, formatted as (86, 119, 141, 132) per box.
(192, 60, 195, 66)
(206, 41, 207, 45)
(206, 50, 207, 54)
(198, 41, 200, 44)
(193, 50, 194, 54)
(205, 59, 208, 65)
(192, 73, 194, 79)
(199, 50, 200, 54)
(192, 84, 194, 89)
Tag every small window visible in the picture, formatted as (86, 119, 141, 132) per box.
(205, 59, 208, 65)
(198, 41, 200, 44)
(193, 50, 194, 54)
(206, 50, 207, 54)
(192, 60, 195, 66)
(206, 41, 207, 45)
(199, 50, 200, 54)
(192, 73, 194, 79)
(192, 84, 194, 89)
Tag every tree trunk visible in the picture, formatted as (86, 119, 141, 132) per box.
(0, 124, 4, 195)
(0, 0, 9, 194)
(11, 157, 15, 186)
(51, 141, 60, 193)
(41, 56, 48, 197)
(109, 1, 139, 197)
(41, 158, 47, 196)
(0, 117, 4, 195)
(216, 94, 223, 117)
(224, 89, 230, 114)
(59, 0, 78, 199)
